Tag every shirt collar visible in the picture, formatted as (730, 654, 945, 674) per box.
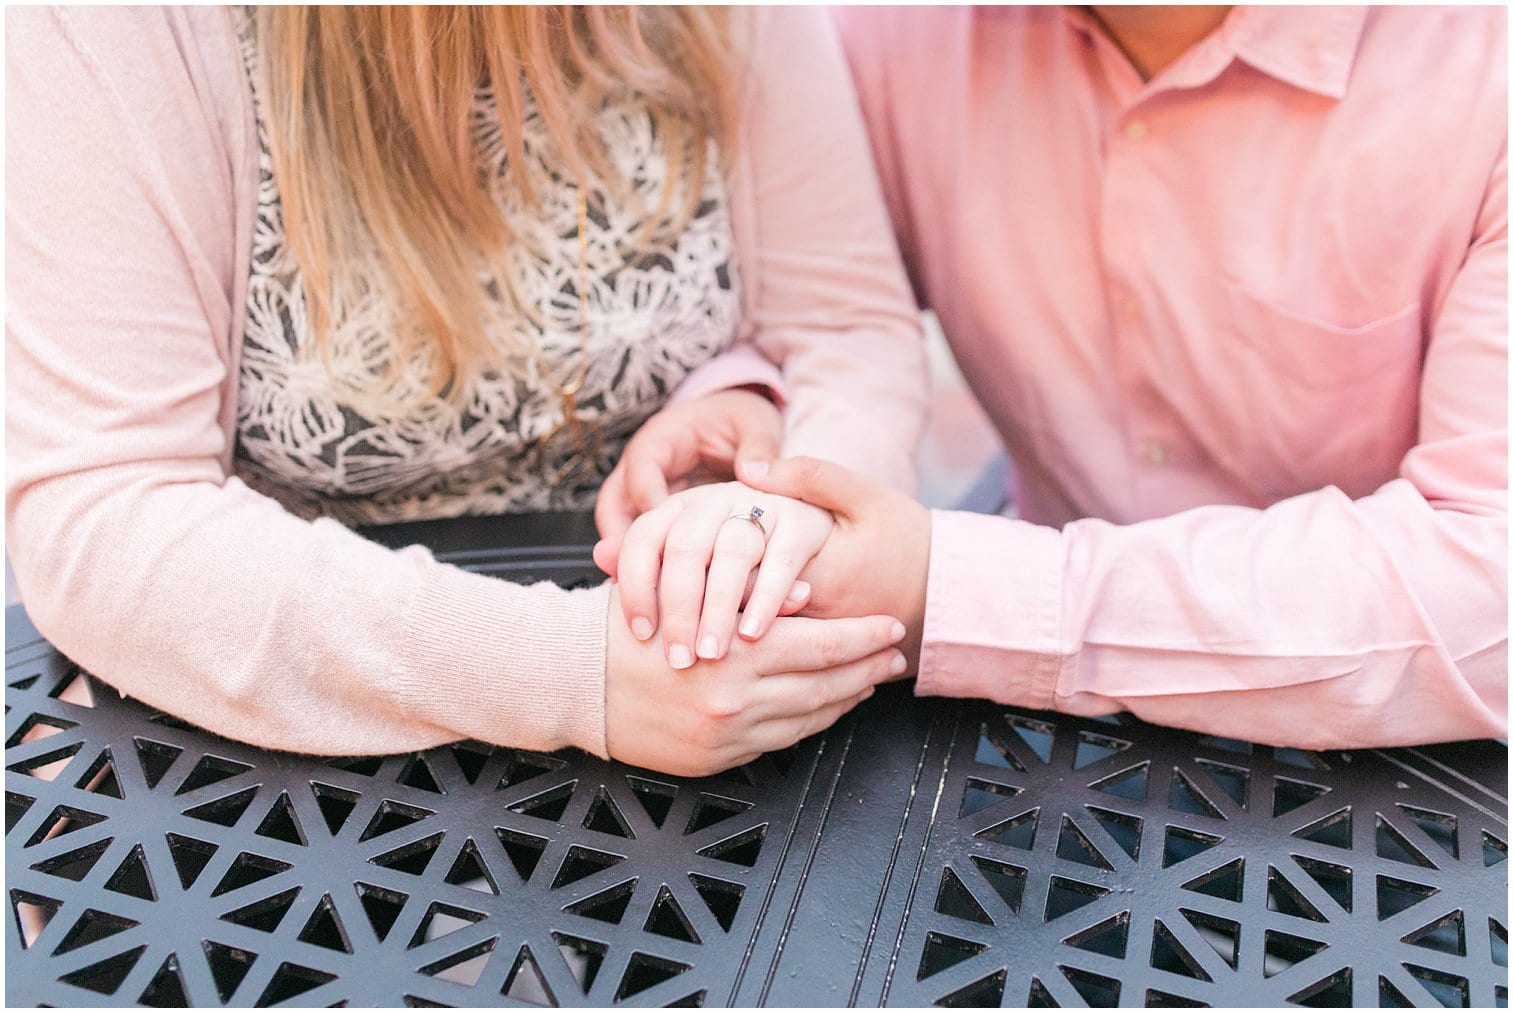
(1058, 6, 1369, 101)
(1222, 6, 1369, 100)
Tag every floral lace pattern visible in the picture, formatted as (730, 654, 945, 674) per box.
(230, 10, 741, 525)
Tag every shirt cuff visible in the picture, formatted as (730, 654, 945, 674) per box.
(668, 343, 787, 408)
(916, 509, 1066, 710)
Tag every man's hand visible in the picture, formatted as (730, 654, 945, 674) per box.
(737, 457, 933, 669)
(595, 389, 783, 541)
(604, 586, 907, 777)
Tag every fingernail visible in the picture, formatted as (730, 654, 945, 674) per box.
(890, 652, 908, 676)
(739, 617, 761, 639)
(697, 635, 720, 660)
(743, 460, 770, 479)
(890, 621, 906, 643)
(631, 617, 654, 641)
(668, 644, 694, 670)
(786, 580, 811, 602)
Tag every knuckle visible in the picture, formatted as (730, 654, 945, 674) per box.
(819, 630, 847, 668)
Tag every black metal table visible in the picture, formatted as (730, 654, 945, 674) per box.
(6, 512, 1507, 1007)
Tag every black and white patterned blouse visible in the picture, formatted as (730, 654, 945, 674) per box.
(231, 10, 742, 525)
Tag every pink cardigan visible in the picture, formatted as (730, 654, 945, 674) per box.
(5, 7, 926, 757)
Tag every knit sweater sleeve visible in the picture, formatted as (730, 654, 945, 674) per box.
(4, 6, 610, 757)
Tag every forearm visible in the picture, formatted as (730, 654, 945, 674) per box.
(10, 464, 611, 757)
(920, 475, 1507, 748)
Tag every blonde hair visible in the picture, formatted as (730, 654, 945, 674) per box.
(255, 6, 737, 396)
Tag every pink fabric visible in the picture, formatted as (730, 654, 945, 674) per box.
(5, 7, 923, 757)
(837, 5, 1507, 747)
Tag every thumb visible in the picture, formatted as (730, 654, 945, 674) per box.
(592, 535, 624, 580)
(736, 455, 873, 519)
(732, 422, 782, 471)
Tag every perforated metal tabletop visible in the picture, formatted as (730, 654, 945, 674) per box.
(5, 512, 1508, 1007)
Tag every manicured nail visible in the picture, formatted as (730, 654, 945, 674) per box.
(739, 617, 762, 639)
(743, 460, 770, 479)
(697, 635, 720, 661)
(890, 652, 908, 676)
(631, 617, 654, 641)
(668, 644, 694, 670)
(786, 580, 811, 602)
(890, 621, 906, 643)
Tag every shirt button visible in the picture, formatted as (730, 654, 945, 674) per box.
(1124, 119, 1149, 143)
(1143, 441, 1169, 467)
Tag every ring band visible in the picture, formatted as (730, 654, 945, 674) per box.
(726, 506, 769, 544)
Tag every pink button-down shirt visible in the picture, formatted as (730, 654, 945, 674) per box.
(836, 5, 1507, 747)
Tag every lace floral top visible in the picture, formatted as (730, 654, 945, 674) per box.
(231, 11, 742, 525)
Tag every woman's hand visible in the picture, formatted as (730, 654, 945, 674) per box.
(600, 481, 834, 669)
(595, 389, 784, 541)
(737, 456, 933, 668)
(604, 586, 907, 777)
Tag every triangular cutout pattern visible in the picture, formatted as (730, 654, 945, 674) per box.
(502, 949, 556, 1003)
(1263, 929, 1329, 977)
(165, 833, 218, 891)
(12, 890, 63, 949)
(977, 808, 1038, 851)
(553, 932, 607, 994)
(359, 800, 434, 843)
(645, 884, 700, 943)
(138, 954, 189, 1007)
(1045, 876, 1110, 922)
(626, 776, 676, 828)
(508, 782, 578, 823)
(256, 961, 338, 1006)
(935, 866, 992, 925)
(684, 793, 753, 835)
(420, 938, 497, 989)
(1401, 909, 1466, 957)
(221, 886, 301, 933)
(1150, 919, 1212, 982)
(1026, 977, 1059, 1007)
(445, 838, 498, 894)
(398, 756, 444, 794)
(254, 791, 306, 846)
(552, 845, 624, 889)
(1181, 909, 1240, 970)
(938, 970, 1007, 1007)
(974, 725, 1027, 771)
(1289, 968, 1354, 1007)
(1073, 730, 1131, 770)
(970, 856, 1026, 915)
(53, 907, 139, 954)
(1266, 865, 1325, 922)
(409, 901, 486, 950)
(212, 851, 292, 897)
(1194, 758, 1249, 810)
(58, 944, 146, 996)
(583, 787, 636, 838)
(1273, 777, 1330, 818)
(133, 739, 182, 790)
(310, 782, 361, 836)
(31, 837, 114, 882)
(25, 804, 108, 848)
(355, 882, 408, 943)
(299, 893, 353, 953)
(497, 753, 567, 791)
(1403, 964, 1469, 1008)
(495, 827, 549, 883)
(1085, 805, 1142, 860)
(77, 749, 124, 799)
(175, 754, 253, 795)
(369, 833, 445, 876)
(1376, 874, 1438, 921)
(1181, 858, 1244, 903)
(1292, 807, 1353, 850)
(1089, 762, 1149, 803)
(1293, 855, 1352, 913)
(1169, 768, 1225, 819)
(960, 778, 1020, 818)
(103, 843, 157, 900)
(615, 951, 690, 1001)
(696, 824, 767, 868)
(1163, 826, 1224, 868)
(202, 938, 257, 1002)
(565, 879, 638, 925)
(1376, 813, 1435, 869)
(1064, 912, 1129, 959)
(917, 931, 988, 980)
(1062, 966, 1120, 1007)
(1006, 716, 1055, 764)
(183, 787, 258, 828)
(1056, 815, 1113, 870)
(1484, 831, 1508, 867)
(688, 873, 743, 932)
